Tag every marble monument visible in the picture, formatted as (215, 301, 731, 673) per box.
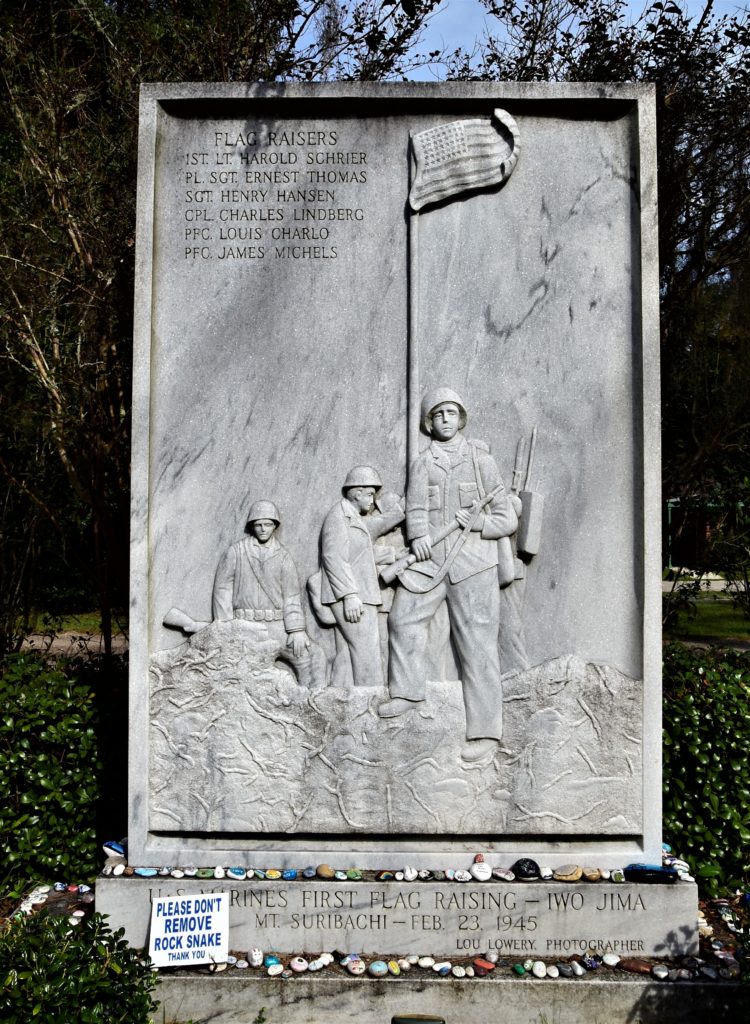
(128, 83, 661, 874)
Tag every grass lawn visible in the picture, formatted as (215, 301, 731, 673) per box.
(31, 611, 127, 635)
(664, 595, 750, 641)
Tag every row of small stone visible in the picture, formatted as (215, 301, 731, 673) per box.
(102, 849, 695, 884)
(10, 883, 94, 927)
(201, 947, 740, 982)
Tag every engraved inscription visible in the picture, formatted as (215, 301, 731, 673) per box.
(181, 126, 368, 261)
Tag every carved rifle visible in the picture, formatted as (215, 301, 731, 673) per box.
(379, 480, 506, 588)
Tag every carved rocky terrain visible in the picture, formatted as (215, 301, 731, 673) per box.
(149, 620, 642, 836)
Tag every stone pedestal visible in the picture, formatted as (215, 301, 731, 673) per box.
(97, 876, 698, 958)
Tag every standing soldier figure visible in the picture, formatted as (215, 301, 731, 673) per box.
(213, 500, 326, 688)
(379, 388, 517, 761)
(318, 467, 404, 688)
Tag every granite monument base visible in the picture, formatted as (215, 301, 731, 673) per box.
(96, 876, 698, 957)
(154, 972, 744, 1024)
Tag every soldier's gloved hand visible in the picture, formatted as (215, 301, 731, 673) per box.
(287, 631, 311, 658)
(411, 535, 432, 561)
(343, 594, 364, 623)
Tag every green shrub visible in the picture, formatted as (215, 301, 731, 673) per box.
(0, 911, 157, 1023)
(0, 654, 103, 894)
(663, 642, 750, 895)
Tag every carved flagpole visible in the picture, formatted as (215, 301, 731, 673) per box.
(406, 109, 521, 476)
(408, 136, 421, 471)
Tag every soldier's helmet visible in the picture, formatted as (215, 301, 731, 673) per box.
(342, 466, 383, 492)
(247, 500, 281, 525)
(421, 387, 468, 433)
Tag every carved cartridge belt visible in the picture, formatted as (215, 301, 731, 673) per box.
(234, 608, 283, 622)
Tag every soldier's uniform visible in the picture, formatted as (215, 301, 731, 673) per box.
(213, 534, 326, 688)
(387, 414, 517, 741)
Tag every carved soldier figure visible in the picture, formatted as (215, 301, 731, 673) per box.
(318, 467, 404, 688)
(379, 389, 517, 761)
(212, 500, 326, 688)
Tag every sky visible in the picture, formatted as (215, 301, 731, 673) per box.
(408, 0, 748, 78)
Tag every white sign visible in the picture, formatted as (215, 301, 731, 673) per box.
(148, 892, 229, 967)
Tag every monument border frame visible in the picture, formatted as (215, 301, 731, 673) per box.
(129, 81, 661, 868)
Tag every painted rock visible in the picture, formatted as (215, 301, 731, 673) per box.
(700, 966, 718, 980)
(403, 866, 418, 882)
(281, 969, 293, 979)
(539, 866, 553, 880)
(249, 948, 263, 967)
(134, 867, 157, 878)
(546, 964, 560, 978)
(265, 869, 282, 880)
(267, 964, 284, 977)
(437, 965, 452, 977)
(80, 892, 95, 904)
(557, 963, 574, 977)
(347, 869, 363, 881)
(432, 961, 451, 972)
(340, 954, 359, 965)
(470, 862, 492, 882)
(334, 870, 348, 882)
(445, 869, 455, 880)
(397, 958, 412, 971)
(196, 868, 214, 879)
(406, 955, 419, 965)
(553, 864, 582, 882)
(523, 959, 534, 971)
(317, 864, 335, 879)
(226, 867, 245, 880)
(226, 955, 237, 965)
(290, 957, 308, 973)
(124, 866, 135, 877)
(347, 960, 366, 976)
(610, 869, 625, 883)
(112, 863, 126, 876)
(307, 959, 324, 972)
(571, 961, 586, 976)
(183, 866, 197, 877)
(484, 951, 499, 964)
(71, 909, 86, 918)
(102, 864, 114, 877)
(282, 869, 297, 881)
(209, 961, 227, 972)
(454, 869, 472, 883)
(375, 870, 394, 881)
(68, 916, 82, 925)
(394, 871, 405, 881)
(368, 960, 388, 977)
(253, 869, 265, 879)
(513, 963, 526, 976)
(532, 961, 547, 979)
(493, 868, 515, 882)
(418, 869, 433, 881)
(235, 960, 249, 969)
(600, 869, 611, 880)
(319, 953, 334, 966)
(213, 866, 225, 879)
(433, 870, 446, 881)
(303, 866, 316, 879)
(652, 964, 669, 980)
(78, 884, 91, 894)
(582, 955, 601, 970)
(418, 956, 435, 968)
(103, 841, 125, 857)
(465, 966, 475, 977)
(387, 960, 401, 976)
(474, 965, 487, 977)
(619, 959, 651, 975)
(264, 955, 281, 967)
(512, 858, 540, 880)
(603, 953, 620, 967)
(473, 958, 496, 972)
(452, 965, 466, 978)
